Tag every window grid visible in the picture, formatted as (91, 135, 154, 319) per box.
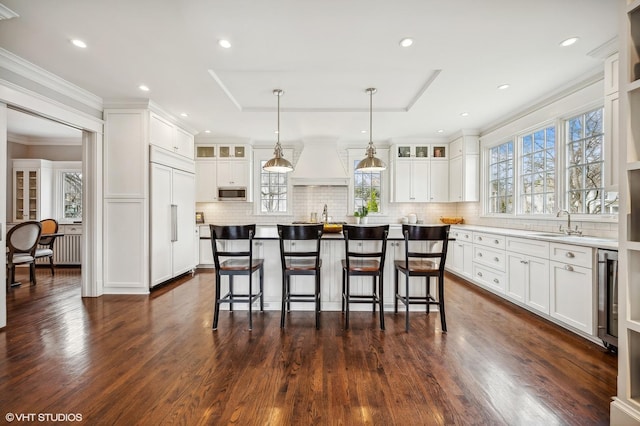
(488, 141, 514, 214)
(566, 108, 605, 214)
(260, 161, 288, 213)
(353, 160, 381, 213)
(519, 126, 556, 214)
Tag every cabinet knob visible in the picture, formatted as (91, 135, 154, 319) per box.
(477, 272, 483, 277)
(564, 265, 574, 272)
(493, 278, 499, 284)
(494, 239, 499, 244)
(478, 252, 483, 257)
(478, 237, 483, 241)
(565, 252, 575, 258)
(493, 257, 499, 262)
(520, 260, 528, 265)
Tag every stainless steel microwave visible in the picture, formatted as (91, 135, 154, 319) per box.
(218, 187, 247, 201)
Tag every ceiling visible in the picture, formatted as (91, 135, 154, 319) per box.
(0, 1, 619, 144)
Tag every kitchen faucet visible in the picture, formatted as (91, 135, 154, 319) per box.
(556, 209, 582, 236)
(322, 204, 328, 223)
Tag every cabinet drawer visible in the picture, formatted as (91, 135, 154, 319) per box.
(474, 232, 505, 249)
(63, 224, 83, 235)
(473, 246, 506, 272)
(506, 237, 549, 259)
(450, 228, 473, 243)
(549, 243, 593, 269)
(473, 263, 506, 294)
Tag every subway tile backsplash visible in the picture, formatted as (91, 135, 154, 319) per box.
(196, 190, 617, 239)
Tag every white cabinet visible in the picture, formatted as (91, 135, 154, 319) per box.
(198, 225, 214, 266)
(470, 231, 506, 294)
(430, 160, 449, 202)
(448, 134, 479, 202)
(505, 237, 550, 313)
(218, 145, 247, 159)
(447, 228, 473, 278)
(548, 242, 594, 334)
(394, 160, 430, 202)
(150, 150, 196, 288)
(149, 113, 194, 159)
(217, 160, 250, 188)
(12, 159, 53, 222)
(195, 161, 217, 202)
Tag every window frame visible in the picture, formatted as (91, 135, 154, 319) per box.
(485, 139, 515, 216)
(517, 124, 557, 215)
(53, 162, 82, 223)
(347, 148, 389, 217)
(253, 147, 294, 216)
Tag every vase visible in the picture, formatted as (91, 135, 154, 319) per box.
(361, 217, 368, 224)
(355, 217, 361, 225)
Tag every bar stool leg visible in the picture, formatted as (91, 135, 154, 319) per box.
(280, 273, 287, 328)
(405, 273, 410, 332)
(248, 273, 253, 331)
(213, 272, 221, 330)
(372, 276, 376, 313)
(345, 274, 350, 330)
(315, 270, 321, 330)
(229, 276, 234, 312)
(378, 274, 385, 330)
(259, 266, 264, 311)
(439, 274, 447, 333)
(394, 268, 399, 314)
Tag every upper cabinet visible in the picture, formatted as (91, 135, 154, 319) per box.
(448, 134, 479, 202)
(390, 143, 449, 202)
(150, 113, 194, 159)
(12, 159, 53, 222)
(194, 143, 252, 202)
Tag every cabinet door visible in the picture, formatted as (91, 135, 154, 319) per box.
(526, 256, 550, 314)
(150, 114, 174, 152)
(411, 161, 430, 202)
(150, 163, 174, 286)
(507, 253, 527, 303)
(462, 243, 473, 278)
(175, 128, 194, 159)
(549, 261, 593, 334)
(449, 156, 463, 202)
(217, 160, 249, 187)
(195, 161, 217, 202)
(429, 160, 449, 202)
(172, 169, 196, 276)
(394, 161, 412, 202)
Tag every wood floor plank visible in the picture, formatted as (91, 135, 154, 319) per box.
(0, 267, 616, 425)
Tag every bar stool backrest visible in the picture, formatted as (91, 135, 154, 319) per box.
(210, 224, 256, 270)
(277, 224, 324, 270)
(401, 224, 450, 270)
(342, 224, 389, 267)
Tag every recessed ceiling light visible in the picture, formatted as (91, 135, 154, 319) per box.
(204, 130, 211, 134)
(139, 85, 150, 92)
(437, 129, 444, 133)
(560, 37, 579, 47)
(180, 113, 188, 117)
(399, 38, 413, 47)
(497, 84, 510, 90)
(218, 39, 231, 49)
(71, 39, 87, 48)
(361, 130, 368, 134)
(460, 112, 469, 117)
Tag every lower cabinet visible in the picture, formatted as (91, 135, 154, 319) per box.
(549, 261, 593, 334)
(472, 263, 506, 294)
(507, 253, 549, 314)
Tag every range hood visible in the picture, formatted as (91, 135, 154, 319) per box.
(290, 139, 349, 186)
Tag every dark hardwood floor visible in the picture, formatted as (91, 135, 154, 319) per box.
(1, 267, 616, 425)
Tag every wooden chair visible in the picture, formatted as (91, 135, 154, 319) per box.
(6, 221, 42, 288)
(36, 218, 59, 275)
(394, 224, 451, 332)
(277, 224, 324, 329)
(210, 225, 264, 330)
(341, 224, 389, 330)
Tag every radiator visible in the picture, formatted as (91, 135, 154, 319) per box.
(37, 234, 82, 265)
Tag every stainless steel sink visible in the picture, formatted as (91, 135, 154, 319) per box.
(533, 233, 576, 238)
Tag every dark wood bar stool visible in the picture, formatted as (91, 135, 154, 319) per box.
(394, 224, 450, 332)
(277, 224, 324, 329)
(341, 224, 389, 330)
(210, 224, 264, 330)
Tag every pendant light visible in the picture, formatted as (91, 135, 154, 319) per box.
(263, 89, 294, 173)
(356, 88, 386, 171)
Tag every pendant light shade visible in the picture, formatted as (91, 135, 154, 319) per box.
(263, 89, 294, 173)
(356, 88, 386, 172)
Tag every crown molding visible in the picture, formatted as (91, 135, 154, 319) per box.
(587, 37, 619, 60)
(0, 3, 19, 20)
(8, 132, 82, 146)
(103, 98, 198, 135)
(0, 48, 103, 111)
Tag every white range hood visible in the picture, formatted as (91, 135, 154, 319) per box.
(290, 139, 349, 186)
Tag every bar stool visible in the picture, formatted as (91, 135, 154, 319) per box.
(210, 224, 264, 330)
(394, 224, 451, 332)
(277, 224, 324, 329)
(341, 224, 389, 330)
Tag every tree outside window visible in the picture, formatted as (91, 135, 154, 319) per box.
(519, 126, 556, 214)
(353, 160, 381, 213)
(488, 141, 514, 214)
(566, 108, 605, 214)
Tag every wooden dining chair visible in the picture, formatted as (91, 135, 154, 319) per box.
(35, 218, 59, 275)
(394, 224, 451, 332)
(6, 221, 42, 288)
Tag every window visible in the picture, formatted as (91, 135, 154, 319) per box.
(488, 141, 514, 214)
(260, 160, 288, 213)
(566, 108, 604, 214)
(61, 171, 82, 220)
(353, 160, 381, 214)
(519, 126, 556, 214)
